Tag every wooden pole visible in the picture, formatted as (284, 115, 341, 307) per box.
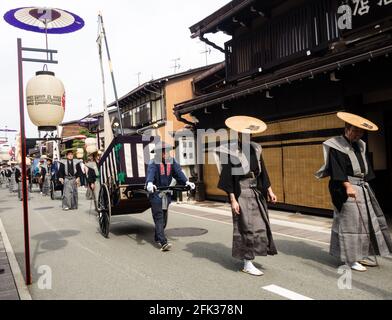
(17, 38, 32, 285)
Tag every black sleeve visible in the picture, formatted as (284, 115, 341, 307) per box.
(75, 163, 83, 179)
(365, 154, 376, 182)
(58, 163, 65, 179)
(87, 168, 96, 184)
(328, 148, 349, 182)
(15, 169, 21, 183)
(217, 163, 234, 195)
(41, 167, 46, 177)
(259, 154, 271, 190)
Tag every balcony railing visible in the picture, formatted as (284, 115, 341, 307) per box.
(225, 0, 340, 82)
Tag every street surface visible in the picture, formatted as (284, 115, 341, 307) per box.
(0, 185, 391, 300)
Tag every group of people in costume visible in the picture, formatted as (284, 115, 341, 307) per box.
(56, 148, 101, 211)
(0, 148, 101, 210)
(212, 112, 391, 276)
(1, 111, 390, 276)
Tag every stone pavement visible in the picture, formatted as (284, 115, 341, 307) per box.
(0, 230, 19, 300)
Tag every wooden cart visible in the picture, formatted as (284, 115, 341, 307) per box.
(96, 135, 156, 238)
(96, 135, 190, 238)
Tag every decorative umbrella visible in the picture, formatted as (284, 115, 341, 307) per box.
(79, 117, 99, 128)
(4, 7, 84, 56)
(4, 7, 84, 34)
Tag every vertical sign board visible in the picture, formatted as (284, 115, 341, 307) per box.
(338, 0, 392, 35)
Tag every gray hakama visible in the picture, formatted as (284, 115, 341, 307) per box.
(330, 176, 392, 263)
(234, 178, 276, 260)
(62, 177, 78, 209)
(42, 174, 51, 196)
(316, 136, 392, 264)
(9, 172, 18, 193)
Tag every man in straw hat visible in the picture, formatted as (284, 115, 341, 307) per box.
(316, 112, 392, 272)
(146, 141, 195, 252)
(58, 149, 83, 211)
(216, 116, 278, 276)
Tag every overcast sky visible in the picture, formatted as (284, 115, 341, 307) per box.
(0, 0, 230, 145)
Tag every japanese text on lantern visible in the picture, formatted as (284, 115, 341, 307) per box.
(26, 94, 62, 107)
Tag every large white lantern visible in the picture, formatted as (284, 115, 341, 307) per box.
(85, 137, 97, 154)
(26, 71, 65, 131)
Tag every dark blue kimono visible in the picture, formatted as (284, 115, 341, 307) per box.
(145, 157, 188, 245)
(146, 158, 188, 203)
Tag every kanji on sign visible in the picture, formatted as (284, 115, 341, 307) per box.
(377, 0, 392, 6)
(353, 0, 370, 16)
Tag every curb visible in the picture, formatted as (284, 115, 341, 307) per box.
(0, 218, 32, 300)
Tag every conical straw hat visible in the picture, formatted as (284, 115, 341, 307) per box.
(337, 112, 378, 131)
(225, 116, 267, 134)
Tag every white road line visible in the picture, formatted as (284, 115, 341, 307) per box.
(0, 218, 32, 300)
(170, 210, 329, 246)
(262, 284, 314, 300)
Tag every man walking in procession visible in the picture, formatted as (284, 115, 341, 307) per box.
(146, 141, 195, 252)
(59, 149, 83, 211)
(316, 112, 392, 272)
(216, 116, 278, 276)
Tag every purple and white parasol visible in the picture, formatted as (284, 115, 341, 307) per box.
(3, 7, 84, 34)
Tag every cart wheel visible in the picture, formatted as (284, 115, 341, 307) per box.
(50, 181, 55, 200)
(98, 184, 111, 238)
(163, 209, 168, 229)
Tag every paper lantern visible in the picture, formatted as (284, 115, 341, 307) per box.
(26, 71, 65, 131)
(85, 137, 97, 154)
(0, 145, 12, 162)
(76, 148, 84, 159)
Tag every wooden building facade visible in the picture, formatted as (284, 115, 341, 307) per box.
(174, 0, 392, 216)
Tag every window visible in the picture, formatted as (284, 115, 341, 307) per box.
(152, 99, 163, 122)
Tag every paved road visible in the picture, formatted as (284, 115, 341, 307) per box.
(0, 186, 391, 300)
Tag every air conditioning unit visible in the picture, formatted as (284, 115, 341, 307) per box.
(178, 137, 196, 166)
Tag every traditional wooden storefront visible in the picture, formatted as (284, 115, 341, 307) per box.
(174, 0, 392, 216)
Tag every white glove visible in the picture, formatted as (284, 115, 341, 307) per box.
(186, 181, 195, 190)
(146, 182, 157, 193)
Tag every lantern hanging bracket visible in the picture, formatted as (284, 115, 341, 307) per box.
(21, 46, 58, 64)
